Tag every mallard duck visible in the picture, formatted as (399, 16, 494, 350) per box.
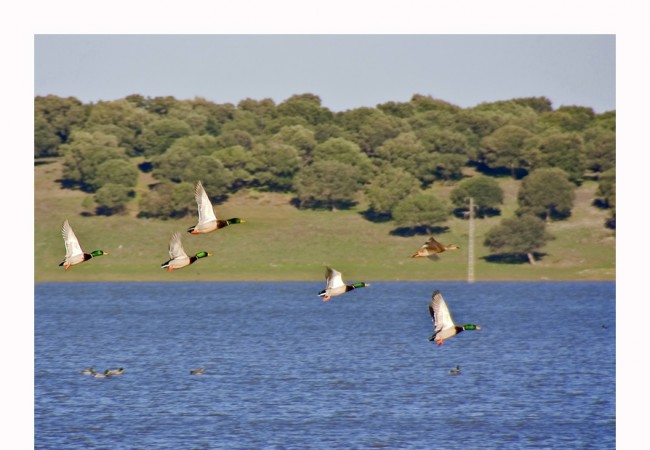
(411, 237, 460, 260)
(190, 368, 206, 375)
(59, 220, 108, 270)
(450, 365, 461, 375)
(92, 370, 110, 378)
(106, 368, 125, 376)
(318, 267, 369, 302)
(429, 289, 480, 346)
(160, 232, 212, 271)
(80, 367, 95, 375)
(187, 181, 245, 234)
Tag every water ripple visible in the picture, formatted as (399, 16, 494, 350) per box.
(35, 281, 615, 449)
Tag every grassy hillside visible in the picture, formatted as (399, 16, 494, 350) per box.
(34, 158, 615, 283)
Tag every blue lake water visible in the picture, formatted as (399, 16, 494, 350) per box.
(35, 281, 615, 449)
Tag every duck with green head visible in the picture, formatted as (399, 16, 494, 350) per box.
(429, 289, 480, 346)
(59, 220, 108, 270)
(106, 368, 125, 376)
(187, 181, 245, 234)
(161, 232, 212, 271)
(80, 367, 95, 375)
(318, 267, 369, 302)
(450, 365, 461, 375)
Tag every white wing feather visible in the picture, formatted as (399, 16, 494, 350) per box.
(168, 232, 188, 260)
(430, 290, 455, 334)
(195, 181, 217, 224)
(325, 267, 345, 289)
(62, 220, 84, 258)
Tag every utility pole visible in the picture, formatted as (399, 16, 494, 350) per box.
(467, 197, 475, 283)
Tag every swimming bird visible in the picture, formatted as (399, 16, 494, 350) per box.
(450, 365, 461, 375)
(190, 368, 206, 375)
(59, 219, 108, 270)
(428, 289, 480, 346)
(187, 181, 245, 234)
(318, 267, 369, 302)
(411, 237, 460, 260)
(92, 370, 110, 378)
(106, 368, 125, 376)
(161, 232, 212, 271)
(80, 368, 95, 375)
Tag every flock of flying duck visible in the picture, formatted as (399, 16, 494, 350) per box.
(61, 181, 481, 376)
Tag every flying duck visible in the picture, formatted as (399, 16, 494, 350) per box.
(428, 289, 480, 346)
(318, 267, 369, 302)
(59, 220, 108, 270)
(161, 232, 212, 271)
(411, 237, 460, 260)
(187, 181, 245, 234)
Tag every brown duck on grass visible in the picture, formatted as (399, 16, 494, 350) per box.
(411, 237, 460, 260)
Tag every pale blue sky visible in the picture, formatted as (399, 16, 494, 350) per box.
(34, 34, 615, 113)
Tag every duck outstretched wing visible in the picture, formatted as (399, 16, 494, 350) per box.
(168, 232, 188, 260)
(195, 181, 217, 224)
(425, 237, 445, 253)
(325, 267, 345, 290)
(429, 289, 455, 336)
(62, 220, 84, 259)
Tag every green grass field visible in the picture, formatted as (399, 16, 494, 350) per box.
(34, 158, 615, 283)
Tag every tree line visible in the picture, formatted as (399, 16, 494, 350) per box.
(35, 93, 616, 263)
